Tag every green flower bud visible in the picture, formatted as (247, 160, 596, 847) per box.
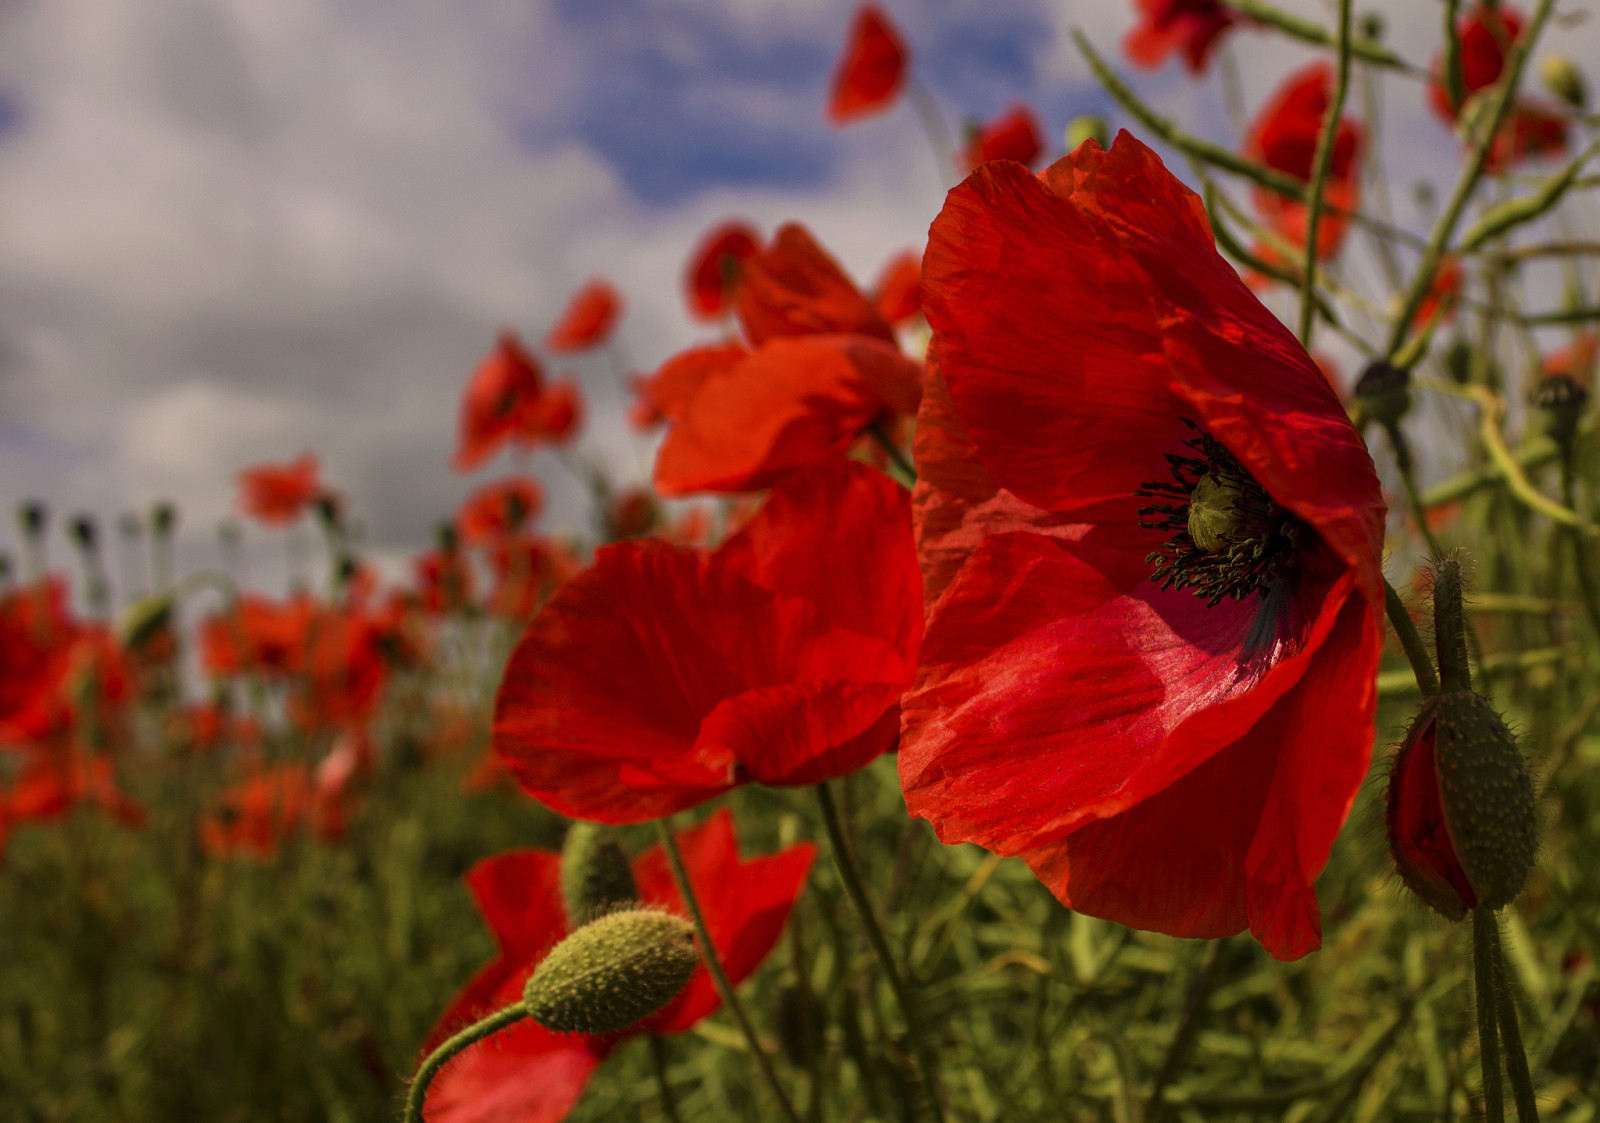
(1530, 374, 1588, 454)
(1354, 360, 1413, 428)
(118, 594, 174, 652)
(522, 908, 698, 1035)
(560, 823, 639, 925)
(1538, 54, 1586, 110)
(1064, 115, 1109, 152)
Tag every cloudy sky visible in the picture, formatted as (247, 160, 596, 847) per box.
(0, 0, 1592, 601)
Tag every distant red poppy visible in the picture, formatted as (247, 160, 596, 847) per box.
(654, 335, 920, 496)
(495, 460, 920, 822)
(631, 344, 749, 432)
(1545, 332, 1597, 387)
(546, 279, 622, 353)
(456, 477, 544, 543)
(963, 105, 1045, 170)
(414, 548, 477, 615)
(421, 810, 814, 1123)
(0, 579, 77, 746)
(736, 224, 896, 346)
(1416, 257, 1463, 328)
(200, 594, 314, 677)
(1124, 0, 1241, 74)
(685, 222, 761, 321)
(485, 534, 576, 620)
(900, 132, 1385, 960)
(872, 250, 923, 325)
(1245, 63, 1364, 262)
(453, 334, 584, 471)
(827, 5, 908, 123)
(1429, 5, 1569, 169)
(237, 454, 327, 526)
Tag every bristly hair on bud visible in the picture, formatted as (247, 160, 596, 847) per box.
(559, 822, 640, 926)
(522, 908, 698, 1036)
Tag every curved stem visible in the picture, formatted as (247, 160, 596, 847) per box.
(654, 818, 803, 1123)
(1490, 926, 1541, 1121)
(1297, 0, 1353, 346)
(1385, 577, 1440, 697)
(904, 78, 958, 189)
(816, 782, 945, 1122)
(1473, 907, 1507, 1123)
(402, 1004, 527, 1123)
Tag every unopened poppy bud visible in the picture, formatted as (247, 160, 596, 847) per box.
(1443, 337, 1474, 384)
(1531, 374, 1588, 454)
(1538, 54, 1586, 109)
(1355, 360, 1412, 428)
(18, 502, 47, 539)
(522, 908, 698, 1035)
(151, 502, 177, 538)
(560, 822, 639, 925)
(313, 495, 342, 530)
(1358, 12, 1384, 41)
(118, 594, 173, 652)
(434, 522, 459, 555)
(68, 515, 99, 553)
(1064, 115, 1109, 152)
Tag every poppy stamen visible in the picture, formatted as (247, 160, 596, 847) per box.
(1135, 419, 1304, 607)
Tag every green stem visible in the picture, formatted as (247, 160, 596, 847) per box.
(1560, 456, 1600, 641)
(1473, 908, 1507, 1123)
(1298, 0, 1353, 346)
(1385, 577, 1440, 697)
(402, 1004, 527, 1123)
(1142, 939, 1227, 1122)
(649, 1035, 686, 1123)
(655, 819, 803, 1123)
(816, 782, 946, 1122)
(867, 424, 916, 488)
(1385, 0, 1557, 360)
(1386, 421, 1447, 559)
(1489, 927, 1541, 1122)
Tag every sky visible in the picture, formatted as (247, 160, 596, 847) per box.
(0, 0, 1593, 605)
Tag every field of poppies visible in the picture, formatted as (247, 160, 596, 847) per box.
(3, 2, 1600, 1121)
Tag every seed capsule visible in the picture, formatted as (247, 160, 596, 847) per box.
(559, 822, 640, 925)
(522, 909, 698, 1035)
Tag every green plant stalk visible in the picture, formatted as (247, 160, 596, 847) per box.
(1473, 908, 1507, 1123)
(649, 1034, 687, 1123)
(655, 818, 804, 1123)
(1441, 0, 1465, 115)
(1458, 141, 1600, 252)
(1418, 438, 1558, 508)
(1384, 577, 1440, 697)
(1489, 927, 1541, 1122)
(816, 781, 946, 1123)
(1385, 0, 1557, 359)
(1219, 0, 1415, 72)
(1298, 0, 1353, 346)
(1559, 457, 1600, 643)
(1141, 939, 1227, 1122)
(1385, 421, 1447, 559)
(402, 1004, 527, 1123)
(867, 423, 917, 488)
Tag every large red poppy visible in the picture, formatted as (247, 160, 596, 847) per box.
(1245, 63, 1363, 262)
(237, 454, 327, 526)
(899, 132, 1386, 960)
(1124, 0, 1240, 75)
(494, 459, 920, 822)
(545, 279, 622, 353)
(420, 811, 815, 1123)
(1428, 5, 1568, 170)
(684, 221, 760, 321)
(827, 5, 908, 124)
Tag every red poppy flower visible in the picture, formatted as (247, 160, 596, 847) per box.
(287, 607, 387, 733)
(1245, 63, 1363, 262)
(3, 746, 145, 845)
(0, 580, 78, 746)
(453, 334, 545, 472)
(420, 810, 814, 1123)
(899, 132, 1386, 960)
(1124, 0, 1241, 75)
(685, 221, 760, 321)
(200, 761, 348, 857)
(237, 454, 327, 526)
(1429, 5, 1569, 170)
(736, 224, 896, 346)
(456, 477, 544, 544)
(963, 105, 1046, 171)
(415, 548, 477, 615)
(200, 594, 314, 677)
(872, 250, 923, 325)
(494, 460, 920, 822)
(486, 533, 576, 620)
(653, 335, 922, 496)
(1544, 332, 1597, 387)
(546, 279, 622, 353)
(630, 344, 749, 431)
(1415, 257, 1463, 328)
(827, 5, 908, 124)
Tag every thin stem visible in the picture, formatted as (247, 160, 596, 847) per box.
(402, 1004, 527, 1123)
(816, 781, 946, 1122)
(649, 1035, 686, 1123)
(904, 78, 958, 189)
(1473, 908, 1507, 1123)
(1489, 927, 1541, 1122)
(1385, 0, 1557, 359)
(654, 818, 803, 1123)
(1560, 456, 1600, 641)
(1385, 577, 1440, 697)
(867, 424, 917, 488)
(1386, 421, 1447, 559)
(1142, 939, 1228, 1122)
(1298, 0, 1353, 346)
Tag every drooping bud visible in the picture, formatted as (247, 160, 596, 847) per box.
(1388, 559, 1539, 919)
(118, 594, 174, 653)
(522, 908, 698, 1035)
(1354, 360, 1413, 429)
(68, 514, 98, 553)
(1538, 54, 1587, 110)
(1531, 374, 1588, 455)
(560, 822, 640, 925)
(18, 502, 47, 540)
(1064, 115, 1109, 153)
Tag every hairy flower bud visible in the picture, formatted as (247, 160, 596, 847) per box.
(559, 822, 640, 925)
(522, 908, 698, 1035)
(1538, 54, 1586, 109)
(1354, 360, 1412, 428)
